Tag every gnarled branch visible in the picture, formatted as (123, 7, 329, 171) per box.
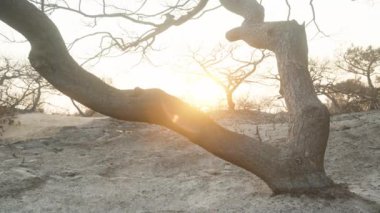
(1, 0, 335, 194)
(0, 0, 285, 192)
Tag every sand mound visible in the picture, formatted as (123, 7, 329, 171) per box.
(1, 113, 104, 142)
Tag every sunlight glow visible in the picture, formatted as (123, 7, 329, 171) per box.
(184, 78, 225, 111)
(172, 114, 179, 123)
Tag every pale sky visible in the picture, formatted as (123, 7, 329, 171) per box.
(0, 0, 379, 113)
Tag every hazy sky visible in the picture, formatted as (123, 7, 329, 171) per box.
(1, 0, 379, 112)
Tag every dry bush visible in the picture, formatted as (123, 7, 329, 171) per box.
(0, 57, 54, 113)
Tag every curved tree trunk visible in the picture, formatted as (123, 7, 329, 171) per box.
(0, 0, 335, 194)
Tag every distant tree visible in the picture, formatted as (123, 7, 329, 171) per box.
(337, 45, 380, 110)
(235, 93, 276, 112)
(193, 44, 268, 111)
(332, 79, 374, 112)
(309, 55, 380, 113)
(308, 59, 342, 112)
(235, 93, 257, 111)
(0, 58, 54, 113)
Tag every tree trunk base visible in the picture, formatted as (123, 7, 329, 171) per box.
(270, 173, 334, 195)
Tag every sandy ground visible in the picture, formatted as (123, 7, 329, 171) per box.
(0, 111, 379, 212)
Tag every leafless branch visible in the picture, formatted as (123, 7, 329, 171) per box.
(28, 0, 209, 63)
(192, 4, 222, 20)
(285, 0, 291, 20)
(306, 0, 328, 37)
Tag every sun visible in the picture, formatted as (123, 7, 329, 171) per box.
(185, 78, 225, 111)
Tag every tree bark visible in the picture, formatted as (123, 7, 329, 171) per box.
(226, 91, 235, 111)
(366, 71, 379, 110)
(0, 0, 334, 194)
(225, 19, 334, 191)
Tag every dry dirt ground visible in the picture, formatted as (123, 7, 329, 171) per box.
(0, 111, 379, 212)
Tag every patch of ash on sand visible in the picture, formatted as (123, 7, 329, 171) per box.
(0, 112, 379, 212)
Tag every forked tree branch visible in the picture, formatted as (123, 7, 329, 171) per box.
(220, 0, 264, 23)
(220, 0, 334, 192)
(1, 0, 335, 194)
(0, 0, 287, 192)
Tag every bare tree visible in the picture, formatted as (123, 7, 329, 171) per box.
(1, 1, 380, 205)
(192, 44, 268, 111)
(332, 78, 375, 112)
(337, 45, 380, 110)
(0, 57, 53, 113)
(308, 56, 379, 113)
(308, 59, 342, 112)
(235, 94, 276, 112)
